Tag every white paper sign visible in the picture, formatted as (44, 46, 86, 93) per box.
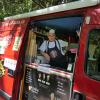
(85, 16, 91, 24)
(4, 58, 17, 70)
(13, 36, 21, 51)
(0, 35, 12, 54)
(67, 64, 72, 71)
(0, 46, 5, 54)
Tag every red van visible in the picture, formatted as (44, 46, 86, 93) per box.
(0, 0, 100, 100)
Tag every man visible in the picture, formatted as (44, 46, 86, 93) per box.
(39, 29, 68, 69)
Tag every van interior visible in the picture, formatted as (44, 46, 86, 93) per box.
(25, 15, 83, 72)
(23, 15, 83, 100)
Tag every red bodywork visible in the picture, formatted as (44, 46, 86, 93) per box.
(0, 19, 30, 100)
(0, 5, 100, 100)
(73, 6, 100, 100)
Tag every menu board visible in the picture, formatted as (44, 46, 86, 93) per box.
(23, 67, 71, 100)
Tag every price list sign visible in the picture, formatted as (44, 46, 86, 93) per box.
(23, 67, 71, 100)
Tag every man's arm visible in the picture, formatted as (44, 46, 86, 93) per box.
(39, 41, 50, 62)
(41, 51, 50, 62)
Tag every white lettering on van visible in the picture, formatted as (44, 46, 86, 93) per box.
(1, 20, 25, 27)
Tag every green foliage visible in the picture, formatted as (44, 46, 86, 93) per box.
(0, 0, 32, 19)
(0, 0, 79, 21)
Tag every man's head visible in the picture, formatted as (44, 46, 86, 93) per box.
(47, 29, 56, 41)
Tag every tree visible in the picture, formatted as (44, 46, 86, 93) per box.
(0, 0, 79, 21)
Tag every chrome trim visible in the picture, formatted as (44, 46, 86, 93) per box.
(0, 89, 11, 100)
(4, 0, 99, 20)
(25, 63, 73, 80)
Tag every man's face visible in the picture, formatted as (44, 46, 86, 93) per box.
(47, 33, 56, 41)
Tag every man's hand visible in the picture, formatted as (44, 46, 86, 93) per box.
(41, 52, 50, 62)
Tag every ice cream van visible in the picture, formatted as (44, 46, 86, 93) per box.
(0, 0, 100, 100)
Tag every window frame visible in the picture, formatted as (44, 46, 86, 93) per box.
(85, 28, 100, 81)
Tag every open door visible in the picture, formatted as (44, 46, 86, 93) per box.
(22, 16, 82, 100)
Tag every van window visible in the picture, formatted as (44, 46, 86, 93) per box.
(86, 29, 100, 81)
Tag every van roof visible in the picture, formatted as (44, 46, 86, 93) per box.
(4, 0, 100, 20)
